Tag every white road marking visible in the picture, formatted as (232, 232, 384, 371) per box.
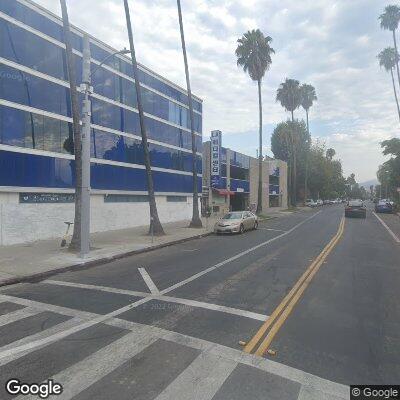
(154, 352, 237, 400)
(161, 211, 322, 295)
(45, 279, 149, 298)
(152, 295, 269, 321)
(297, 385, 346, 400)
(0, 211, 321, 367)
(0, 295, 348, 399)
(22, 330, 159, 400)
(0, 317, 84, 366)
(138, 267, 160, 294)
(0, 294, 98, 319)
(44, 280, 269, 321)
(258, 228, 287, 232)
(373, 212, 400, 243)
(0, 307, 41, 327)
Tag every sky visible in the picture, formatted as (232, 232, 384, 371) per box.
(35, 0, 400, 183)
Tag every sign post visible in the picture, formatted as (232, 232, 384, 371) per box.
(210, 130, 222, 189)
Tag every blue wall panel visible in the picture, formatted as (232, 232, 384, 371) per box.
(230, 179, 250, 193)
(0, 150, 201, 193)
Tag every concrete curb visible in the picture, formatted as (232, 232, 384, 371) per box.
(0, 231, 213, 288)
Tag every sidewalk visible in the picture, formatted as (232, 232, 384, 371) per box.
(0, 209, 289, 287)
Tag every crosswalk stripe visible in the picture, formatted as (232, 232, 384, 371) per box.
(0, 317, 84, 367)
(18, 328, 159, 400)
(154, 352, 237, 400)
(0, 307, 41, 327)
(297, 385, 347, 400)
(0, 296, 348, 398)
(0, 294, 96, 320)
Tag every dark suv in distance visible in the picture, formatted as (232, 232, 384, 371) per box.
(345, 200, 367, 219)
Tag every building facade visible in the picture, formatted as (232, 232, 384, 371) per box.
(202, 139, 287, 215)
(0, 0, 202, 245)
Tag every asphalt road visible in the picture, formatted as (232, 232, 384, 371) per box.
(0, 204, 399, 399)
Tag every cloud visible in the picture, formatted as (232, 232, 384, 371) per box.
(34, 0, 399, 182)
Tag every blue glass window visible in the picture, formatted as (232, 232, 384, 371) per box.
(91, 98, 202, 151)
(0, 64, 71, 116)
(0, 0, 82, 52)
(0, 105, 73, 153)
(90, 42, 202, 113)
(91, 129, 201, 173)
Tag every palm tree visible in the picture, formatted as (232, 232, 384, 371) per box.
(123, 0, 164, 235)
(379, 5, 400, 88)
(326, 148, 336, 160)
(60, 0, 82, 250)
(276, 78, 302, 122)
(176, 0, 202, 228)
(300, 83, 317, 202)
(378, 47, 400, 121)
(236, 29, 274, 214)
(276, 78, 302, 206)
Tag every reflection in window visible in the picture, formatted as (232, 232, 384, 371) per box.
(0, 105, 73, 154)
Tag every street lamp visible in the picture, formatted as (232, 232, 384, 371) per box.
(78, 38, 130, 258)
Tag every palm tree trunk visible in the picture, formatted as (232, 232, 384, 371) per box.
(390, 67, 400, 122)
(256, 79, 263, 215)
(392, 30, 400, 89)
(176, 0, 202, 228)
(123, 0, 164, 236)
(290, 111, 296, 206)
(60, 0, 82, 251)
(304, 109, 309, 203)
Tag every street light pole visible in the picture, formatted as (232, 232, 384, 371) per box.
(78, 42, 136, 258)
(79, 34, 92, 258)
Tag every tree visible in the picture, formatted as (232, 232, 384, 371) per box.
(381, 137, 400, 156)
(176, 0, 202, 228)
(306, 142, 346, 200)
(123, 0, 164, 235)
(378, 138, 400, 201)
(300, 84, 317, 134)
(235, 30, 274, 214)
(276, 78, 302, 122)
(379, 5, 400, 88)
(377, 47, 400, 121)
(271, 120, 310, 202)
(276, 78, 302, 206)
(300, 83, 317, 201)
(60, 0, 82, 251)
(326, 148, 336, 160)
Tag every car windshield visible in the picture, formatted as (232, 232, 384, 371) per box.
(378, 200, 389, 205)
(348, 200, 363, 206)
(222, 212, 243, 219)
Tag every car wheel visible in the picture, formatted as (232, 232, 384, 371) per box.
(239, 224, 244, 234)
(254, 221, 258, 230)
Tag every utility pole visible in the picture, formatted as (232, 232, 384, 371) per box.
(79, 34, 92, 258)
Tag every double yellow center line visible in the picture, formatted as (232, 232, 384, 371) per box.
(244, 217, 345, 357)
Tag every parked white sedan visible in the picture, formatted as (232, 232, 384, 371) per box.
(214, 211, 258, 234)
(305, 199, 317, 207)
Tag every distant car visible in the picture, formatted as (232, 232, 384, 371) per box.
(323, 200, 330, 205)
(316, 199, 323, 206)
(305, 199, 317, 207)
(345, 200, 366, 218)
(214, 211, 258, 234)
(375, 200, 394, 214)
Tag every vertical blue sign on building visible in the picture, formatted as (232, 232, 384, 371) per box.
(210, 130, 222, 188)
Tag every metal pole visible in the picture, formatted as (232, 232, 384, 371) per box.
(150, 216, 154, 244)
(80, 34, 91, 258)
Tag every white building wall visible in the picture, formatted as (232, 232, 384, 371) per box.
(0, 193, 194, 246)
